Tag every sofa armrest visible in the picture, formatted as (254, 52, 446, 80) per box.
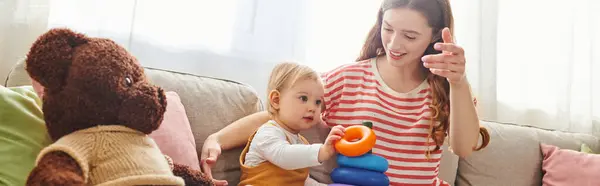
(4, 58, 31, 87)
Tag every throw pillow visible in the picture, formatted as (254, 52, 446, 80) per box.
(0, 86, 52, 186)
(149, 91, 200, 170)
(541, 143, 600, 186)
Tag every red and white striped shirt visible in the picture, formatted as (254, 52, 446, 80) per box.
(321, 58, 449, 186)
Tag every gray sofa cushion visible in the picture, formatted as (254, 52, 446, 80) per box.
(143, 67, 262, 184)
(456, 121, 600, 186)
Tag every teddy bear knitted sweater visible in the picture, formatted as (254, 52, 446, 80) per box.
(35, 125, 184, 186)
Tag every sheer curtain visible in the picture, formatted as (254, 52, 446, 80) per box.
(2, 0, 599, 136)
(0, 0, 49, 84)
(43, 0, 382, 101)
(453, 0, 600, 136)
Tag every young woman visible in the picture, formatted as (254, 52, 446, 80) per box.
(202, 0, 490, 185)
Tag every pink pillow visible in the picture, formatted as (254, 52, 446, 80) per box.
(540, 143, 600, 186)
(150, 91, 200, 170)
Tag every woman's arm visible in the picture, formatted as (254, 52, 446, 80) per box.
(422, 28, 481, 158)
(448, 79, 480, 158)
(201, 111, 270, 185)
(213, 111, 270, 150)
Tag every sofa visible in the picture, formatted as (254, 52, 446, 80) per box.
(5, 59, 600, 186)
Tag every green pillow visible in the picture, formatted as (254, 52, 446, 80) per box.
(581, 143, 596, 154)
(0, 85, 51, 186)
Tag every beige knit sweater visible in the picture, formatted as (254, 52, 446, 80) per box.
(35, 125, 184, 186)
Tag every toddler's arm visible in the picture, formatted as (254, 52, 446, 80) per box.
(254, 125, 322, 170)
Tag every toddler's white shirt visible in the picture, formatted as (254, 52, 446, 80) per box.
(244, 120, 326, 186)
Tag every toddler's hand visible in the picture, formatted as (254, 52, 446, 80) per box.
(318, 125, 345, 163)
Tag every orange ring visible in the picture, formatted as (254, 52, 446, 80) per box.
(335, 125, 376, 157)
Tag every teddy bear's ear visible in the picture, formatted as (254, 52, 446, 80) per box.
(25, 28, 88, 90)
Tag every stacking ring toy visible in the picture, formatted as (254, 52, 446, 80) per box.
(337, 153, 389, 172)
(334, 125, 376, 157)
(331, 167, 390, 186)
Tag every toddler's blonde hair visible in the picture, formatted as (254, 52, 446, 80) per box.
(266, 62, 321, 116)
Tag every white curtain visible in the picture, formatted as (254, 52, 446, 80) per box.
(0, 0, 49, 84)
(452, 0, 600, 136)
(41, 0, 384, 102)
(2, 0, 599, 136)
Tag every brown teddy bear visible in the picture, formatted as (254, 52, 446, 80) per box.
(24, 28, 214, 186)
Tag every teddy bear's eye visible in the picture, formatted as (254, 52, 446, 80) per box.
(125, 76, 133, 87)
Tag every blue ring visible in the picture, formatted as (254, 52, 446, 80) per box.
(337, 153, 389, 173)
(331, 167, 389, 186)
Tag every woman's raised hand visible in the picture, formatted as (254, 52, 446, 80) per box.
(422, 27, 468, 86)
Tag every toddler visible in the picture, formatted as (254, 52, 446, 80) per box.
(238, 62, 344, 186)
